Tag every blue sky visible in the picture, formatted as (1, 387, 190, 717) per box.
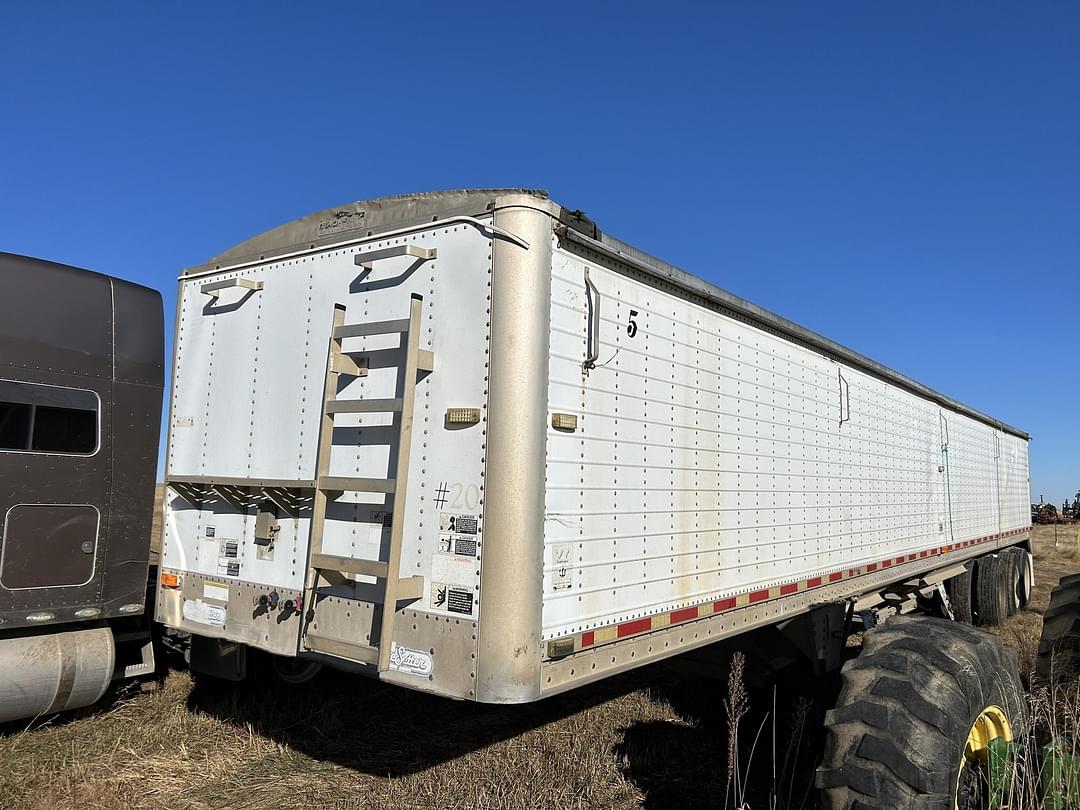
(1, 3, 1077, 505)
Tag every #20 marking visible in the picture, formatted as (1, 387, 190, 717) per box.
(433, 481, 480, 511)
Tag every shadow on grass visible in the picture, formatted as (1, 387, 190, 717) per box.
(612, 665, 835, 810)
(184, 655, 657, 778)
(183, 645, 831, 808)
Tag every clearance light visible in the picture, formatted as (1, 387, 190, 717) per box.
(118, 603, 144, 614)
(26, 612, 55, 623)
(75, 608, 102, 618)
(551, 413, 578, 432)
(160, 572, 180, 589)
(445, 407, 481, 426)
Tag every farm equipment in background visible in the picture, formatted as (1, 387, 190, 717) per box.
(1061, 492, 1080, 522)
(1034, 501, 1061, 524)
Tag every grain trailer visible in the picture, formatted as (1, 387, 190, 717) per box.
(158, 187, 1028, 683)
(157, 190, 1032, 806)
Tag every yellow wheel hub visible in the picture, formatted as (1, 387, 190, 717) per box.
(965, 705, 1013, 762)
(955, 705, 1013, 810)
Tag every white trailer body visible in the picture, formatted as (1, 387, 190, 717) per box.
(156, 189, 1031, 703)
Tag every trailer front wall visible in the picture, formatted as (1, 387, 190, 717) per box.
(160, 224, 492, 690)
(543, 244, 1030, 642)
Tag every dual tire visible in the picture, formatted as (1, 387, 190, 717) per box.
(971, 547, 1030, 627)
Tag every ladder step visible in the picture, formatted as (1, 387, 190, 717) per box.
(334, 318, 410, 339)
(326, 398, 402, 414)
(417, 350, 434, 372)
(318, 476, 396, 494)
(395, 575, 426, 602)
(311, 553, 387, 579)
(304, 634, 379, 665)
(330, 354, 368, 377)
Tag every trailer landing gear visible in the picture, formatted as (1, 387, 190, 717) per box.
(817, 615, 1024, 810)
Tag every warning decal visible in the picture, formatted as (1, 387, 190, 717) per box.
(439, 513, 478, 535)
(447, 587, 474, 615)
(454, 536, 478, 557)
(431, 581, 476, 616)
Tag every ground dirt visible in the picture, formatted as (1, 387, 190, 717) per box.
(0, 522, 1075, 810)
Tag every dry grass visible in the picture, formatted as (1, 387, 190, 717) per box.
(995, 523, 1080, 678)
(0, 523, 1073, 810)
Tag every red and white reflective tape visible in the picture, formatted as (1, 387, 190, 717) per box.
(563, 526, 1030, 655)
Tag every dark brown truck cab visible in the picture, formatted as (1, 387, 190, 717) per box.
(0, 252, 163, 723)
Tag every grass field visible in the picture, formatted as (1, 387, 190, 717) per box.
(1, 521, 1076, 810)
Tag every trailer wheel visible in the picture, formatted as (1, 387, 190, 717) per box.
(1001, 552, 1022, 618)
(1003, 547, 1032, 611)
(818, 616, 1024, 810)
(1036, 573, 1080, 685)
(945, 563, 974, 624)
(271, 655, 323, 685)
(973, 555, 1008, 627)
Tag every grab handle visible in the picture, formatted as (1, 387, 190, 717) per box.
(583, 268, 600, 373)
(201, 278, 263, 299)
(354, 244, 437, 270)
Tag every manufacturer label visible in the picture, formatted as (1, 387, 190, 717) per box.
(388, 643, 433, 677)
(183, 598, 226, 627)
(552, 543, 574, 591)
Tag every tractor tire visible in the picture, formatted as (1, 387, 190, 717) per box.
(1035, 573, 1080, 685)
(974, 554, 1009, 627)
(1003, 547, 1032, 610)
(945, 563, 974, 624)
(818, 616, 1025, 810)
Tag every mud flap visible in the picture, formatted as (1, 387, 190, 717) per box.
(190, 634, 247, 681)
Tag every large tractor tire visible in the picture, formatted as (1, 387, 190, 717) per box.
(945, 563, 974, 624)
(818, 616, 1025, 810)
(973, 554, 1009, 627)
(1036, 573, 1080, 685)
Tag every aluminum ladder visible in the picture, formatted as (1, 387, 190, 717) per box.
(300, 290, 433, 673)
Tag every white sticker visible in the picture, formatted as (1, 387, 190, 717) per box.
(552, 543, 574, 591)
(203, 583, 230, 603)
(388, 643, 434, 677)
(432, 553, 475, 586)
(182, 598, 226, 627)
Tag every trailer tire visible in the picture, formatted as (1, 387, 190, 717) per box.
(817, 616, 1024, 810)
(1036, 573, 1080, 685)
(1002, 552, 1022, 618)
(945, 563, 974, 624)
(1003, 547, 1032, 610)
(973, 554, 1009, 627)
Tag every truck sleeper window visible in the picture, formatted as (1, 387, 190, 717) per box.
(0, 380, 98, 455)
